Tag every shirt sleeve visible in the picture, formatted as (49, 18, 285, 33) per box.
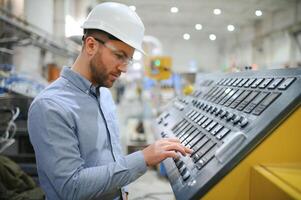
(28, 98, 147, 200)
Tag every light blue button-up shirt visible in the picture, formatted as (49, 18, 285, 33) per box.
(28, 67, 147, 200)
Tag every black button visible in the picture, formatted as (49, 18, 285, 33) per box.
(182, 171, 190, 181)
(175, 159, 184, 168)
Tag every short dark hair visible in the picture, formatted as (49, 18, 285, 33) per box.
(82, 29, 120, 41)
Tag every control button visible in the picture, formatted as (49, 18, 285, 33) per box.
(197, 116, 208, 126)
(179, 165, 187, 175)
(161, 132, 167, 138)
(220, 110, 228, 118)
(240, 117, 249, 128)
(215, 108, 223, 116)
(164, 122, 168, 127)
(195, 146, 217, 170)
(238, 78, 249, 87)
(259, 78, 273, 89)
(233, 115, 242, 125)
(252, 92, 281, 115)
(191, 137, 209, 155)
(228, 78, 237, 86)
(224, 90, 244, 107)
(211, 107, 218, 114)
(278, 77, 296, 90)
(210, 124, 223, 135)
(205, 121, 217, 132)
(216, 128, 230, 140)
(232, 78, 242, 87)
(230, 90, 251, 109)
(226, 113, 235, 121)
(192, 154, 201, 163)
(164, 113, 170, 118)
(201, 118, 212, 128)
(175, 159, 184, 168)
(206, 105, 213, 112)
(199, 102, 205, 109)
(244, 78, 256, 88)
(223, 78, 232, 86)
(182, 170, 190, 181)
(236, 91, 259, 111)
(243, 92, 269, 113)
(251, 78, 264, 88)
(158, 118, 163, 124)
(268, 78, 283, 89)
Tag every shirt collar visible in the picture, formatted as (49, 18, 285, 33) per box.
(61, 66, 98, 97)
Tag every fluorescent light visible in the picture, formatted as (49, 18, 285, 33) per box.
(183, 33, 190, 40)
(170, 7, 179, 13)
(129, 5, 136, 11)
(195, 24, 202, 30)
(213, 8, 221, 15)
(209, 34, 216, 41)
(227, 25, 235, 32)
(255, 10, 262, 16)
(133, 51, 142, 61)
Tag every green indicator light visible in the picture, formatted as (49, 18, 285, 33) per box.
(154, 59, 161, 66)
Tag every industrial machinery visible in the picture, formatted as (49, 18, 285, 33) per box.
(153, 68, 301, 200)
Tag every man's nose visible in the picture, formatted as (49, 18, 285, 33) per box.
(117, 64, 127, 73)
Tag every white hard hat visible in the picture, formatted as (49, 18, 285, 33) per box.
(81, 2, 145, 54)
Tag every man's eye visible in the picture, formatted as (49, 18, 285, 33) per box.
(115, 53, 124, 60)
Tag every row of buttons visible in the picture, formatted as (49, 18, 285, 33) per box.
(174, 158, 191, 181)
(171, 119, 220, 170)
(191, 100, 248, 128)
(217, 77, 295, 90)
(202, 87, 281, 116)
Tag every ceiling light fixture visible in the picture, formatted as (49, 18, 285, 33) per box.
(209, 34, 216, 41)
(129, 5, 136, 11)
(170, 7, 179, 13)
(227, 25, 235, 32)
(183, 33, 190, 40)
(213, 8, 221, 15)
(195, 24, 202, 30)
(255, 10, 262, 16)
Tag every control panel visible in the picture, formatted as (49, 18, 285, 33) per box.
(153, 68, 301, 200)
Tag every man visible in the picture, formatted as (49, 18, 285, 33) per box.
(28, 2, 192, 200)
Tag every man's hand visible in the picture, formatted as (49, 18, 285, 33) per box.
(142, 138, 192, 166)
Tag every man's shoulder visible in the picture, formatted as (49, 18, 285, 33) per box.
(30, 78, 70, 109)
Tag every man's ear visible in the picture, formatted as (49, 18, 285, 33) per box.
(84, 37, 98, 57)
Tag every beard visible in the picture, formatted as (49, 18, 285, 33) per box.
(89, 54, 111, 87)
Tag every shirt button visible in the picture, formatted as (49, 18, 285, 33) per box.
(86, 90, 89, 94)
